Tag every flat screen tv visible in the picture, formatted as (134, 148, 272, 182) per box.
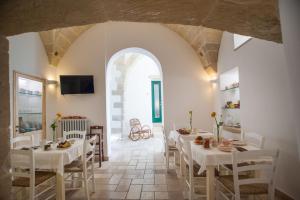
(60, 75, 94, 95)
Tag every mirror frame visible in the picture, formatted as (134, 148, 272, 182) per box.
(13, 71, 46, 139)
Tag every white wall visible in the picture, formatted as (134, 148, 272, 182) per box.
(8, 32, 57, 141)
(57, 22, 214, 156)
(279, 0, 300, 160)
(217, 32, 300, 198)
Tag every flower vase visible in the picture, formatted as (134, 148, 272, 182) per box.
(52, 129, 56, 142)
(216, 126, 220, 143)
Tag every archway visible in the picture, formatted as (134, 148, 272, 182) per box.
(106, 47, 164, 155)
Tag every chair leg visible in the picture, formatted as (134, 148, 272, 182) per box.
(91, 161, 96, 193)
(83, 171, 90, 200)
(166, 151, 169, 170)
(189, 168, 194, 200)
(29, 179, 35, 200)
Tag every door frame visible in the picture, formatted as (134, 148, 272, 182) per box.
(151, 80, 162, 123)
(13, 71, 46, 139)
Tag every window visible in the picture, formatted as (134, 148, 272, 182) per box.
(233, 34, 252, 50)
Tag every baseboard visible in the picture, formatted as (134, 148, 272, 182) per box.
(276, 189, 294, 200)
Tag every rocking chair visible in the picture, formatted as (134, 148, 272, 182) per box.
(128, 118, 152, 141)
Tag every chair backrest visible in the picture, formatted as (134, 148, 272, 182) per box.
(243, 132, 265, 148)
(232, 149, 279, 200)
(129, 118, 142, 129)
(11, 135, 34, 148)
(178, 136, 195, 167)
(63, 130, 86, 140)
(83, 136, 97, 168)
(11, 149, 35, 186)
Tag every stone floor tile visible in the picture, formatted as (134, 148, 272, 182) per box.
(126, 185, 142, 199)
(154, 192, 169, 199)
(141, 192, 155, 199)
(109, 174, 123, 184)
(95, 184, 118, 191)
(167, 191, 185, 200)
(142, 185, 168, 192)
(107, 191, 127, 199)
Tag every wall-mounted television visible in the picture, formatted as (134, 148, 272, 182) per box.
(60, 75, 94, 95)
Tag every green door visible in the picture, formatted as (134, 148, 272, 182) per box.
(151, 81, 162, 123)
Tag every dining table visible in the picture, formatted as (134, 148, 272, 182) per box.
(15, 139, 85, 200)
(190, 142, 260, 200)
(168, 130, 214, 149)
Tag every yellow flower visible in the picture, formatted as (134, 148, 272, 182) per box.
(211, 112, 216, 118)
(56, 113, 62, 119)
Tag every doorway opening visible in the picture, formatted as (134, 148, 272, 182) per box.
(106, 48, 164, 155)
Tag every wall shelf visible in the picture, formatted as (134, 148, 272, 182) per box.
(19, 112, 42, 115)
(219, 67, 241, 135)
(221, 86, 239, 92)
(18, 92, 42, 97)
(222, 107, 240, 110)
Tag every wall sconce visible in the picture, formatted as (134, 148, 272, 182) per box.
(47, 80, 58, 85)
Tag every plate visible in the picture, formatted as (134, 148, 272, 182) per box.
(232, 141, 247, 146)
(218, 145, 233, 152)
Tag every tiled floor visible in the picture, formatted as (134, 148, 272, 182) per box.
(66, 131, 185, 200)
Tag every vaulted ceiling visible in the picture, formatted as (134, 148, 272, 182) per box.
(0, 0, 281, 43)
(39, 25, 93, 66)
(39, 24, 222, 73)
(1, 0, 280, 74)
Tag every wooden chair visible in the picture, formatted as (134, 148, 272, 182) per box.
(162, 126, 177, 170)
(11, 135, 34, 148)
(11, 149, 56, 200)
(64, 136, 97, 200)
(242, 132, 265, 148)
(224, 132, 265, 172)
(179, 136, 219, 200)
(128, 118, 152, 141)
(216, 149, 279, 200)
(63, 130, 86, 141)
(86, 125, 104, 167)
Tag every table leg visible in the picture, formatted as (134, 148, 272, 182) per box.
(206, 165, 215, 200)
(56, 173, 65, 200)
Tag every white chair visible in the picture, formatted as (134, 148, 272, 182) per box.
(242, 132, 265, 148)
(11, 135, 34, 148)
(223, 132, 265, 172)
(216, 149, 279, 200)
(162, 126, 177, 170)
(11, 149, 56, 200)
(63, 130, 86, 141)
(64, 136, 97, 200)
(179, 136, 209, 200)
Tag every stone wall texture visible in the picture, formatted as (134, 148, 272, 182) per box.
(0, 0, 281, 43)
(0, 34, 11, 199)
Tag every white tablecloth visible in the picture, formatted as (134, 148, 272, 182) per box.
(168, 130, 214, 147)
(13, 140, 84, 175)
(35, 140, 84, 175)
(191, 142, 260, 174)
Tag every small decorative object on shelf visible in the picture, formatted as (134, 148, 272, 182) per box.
(223, 100, 240, 109)
(50, 113, 62, 141)
(222, 82, 240, 91)
(188, 110, 193, 130)
(211, 112, 223, 143)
